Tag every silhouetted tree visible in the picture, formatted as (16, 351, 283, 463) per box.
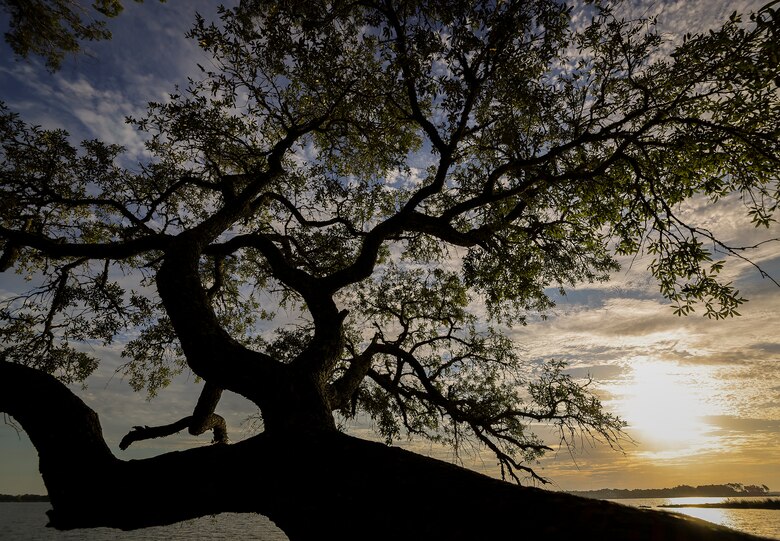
(1, 1, 778, 539)
(0, 0, 164, 70)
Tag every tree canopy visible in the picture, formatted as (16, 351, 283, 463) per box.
(1, 0, 779, 495)
(0, 0, 164, 70)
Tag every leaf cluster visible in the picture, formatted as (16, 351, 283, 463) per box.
(1, 0, 164, 71)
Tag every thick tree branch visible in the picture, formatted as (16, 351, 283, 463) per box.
(156, 240, 275, 390)
(118, 418, 192, 450)
(189, 381, 227, 439)
(206, 231, 347, 377)
(0, 360, 118, 514)
(328, 335, 381, 411)
(119, 381, 228, 450)
(158, 236, 338, 431)
(0, 226, 171, 260)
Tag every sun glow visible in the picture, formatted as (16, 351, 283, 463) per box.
(616, 359, 716, 454)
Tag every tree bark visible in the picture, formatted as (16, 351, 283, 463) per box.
(155, 237, 337, 433)
(119, 382, 228, 450)
(0, 361, 772, 541)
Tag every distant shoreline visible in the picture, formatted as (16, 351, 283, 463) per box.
(568, 483, 774, 500)
(0, 494, 49, 502)
(659, 498, 780, 510)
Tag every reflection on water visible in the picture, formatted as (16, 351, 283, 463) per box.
(665, 507, 780, 540)
(667, 506, 730, 527)
(611, 497, 780, 540)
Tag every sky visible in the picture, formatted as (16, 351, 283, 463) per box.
(0, 0, 778, 495)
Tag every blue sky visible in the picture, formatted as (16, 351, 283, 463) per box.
(1, 0, 779, 495)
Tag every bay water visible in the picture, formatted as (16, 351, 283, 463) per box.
(0, 503, 289, 540)
(612, 496, 780, 540)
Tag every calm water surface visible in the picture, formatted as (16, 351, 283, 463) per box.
(612, 497, 780, 540)
(0, 503, 289, 540)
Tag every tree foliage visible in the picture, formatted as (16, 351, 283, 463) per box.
(0, 0, 164, 70)
(1, 0, 779, 484)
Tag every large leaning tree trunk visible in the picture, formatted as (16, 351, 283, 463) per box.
(0, 360, 770, 541)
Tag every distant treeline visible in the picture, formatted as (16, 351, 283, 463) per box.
(0, 494, 49, 502)
(569, 483, 771, 500)
(659, 498, 780, 510)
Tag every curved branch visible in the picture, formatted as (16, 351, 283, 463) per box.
(119, 381, 228, 450)
(207, 232, 323, 297)
(0, 360, 118, 519)
(0, 360, 116, 467)
(158, 236, 338, 432)
(156, 239, 275, 388)
(118, 418, 192, 450)
(118, 413, 227, 450)
(208, 230, 348, 380)
(189, 381, 227, 440)
(263, 191, 363, 235)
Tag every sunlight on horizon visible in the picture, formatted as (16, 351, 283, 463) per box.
(614, 359, 721, 457)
